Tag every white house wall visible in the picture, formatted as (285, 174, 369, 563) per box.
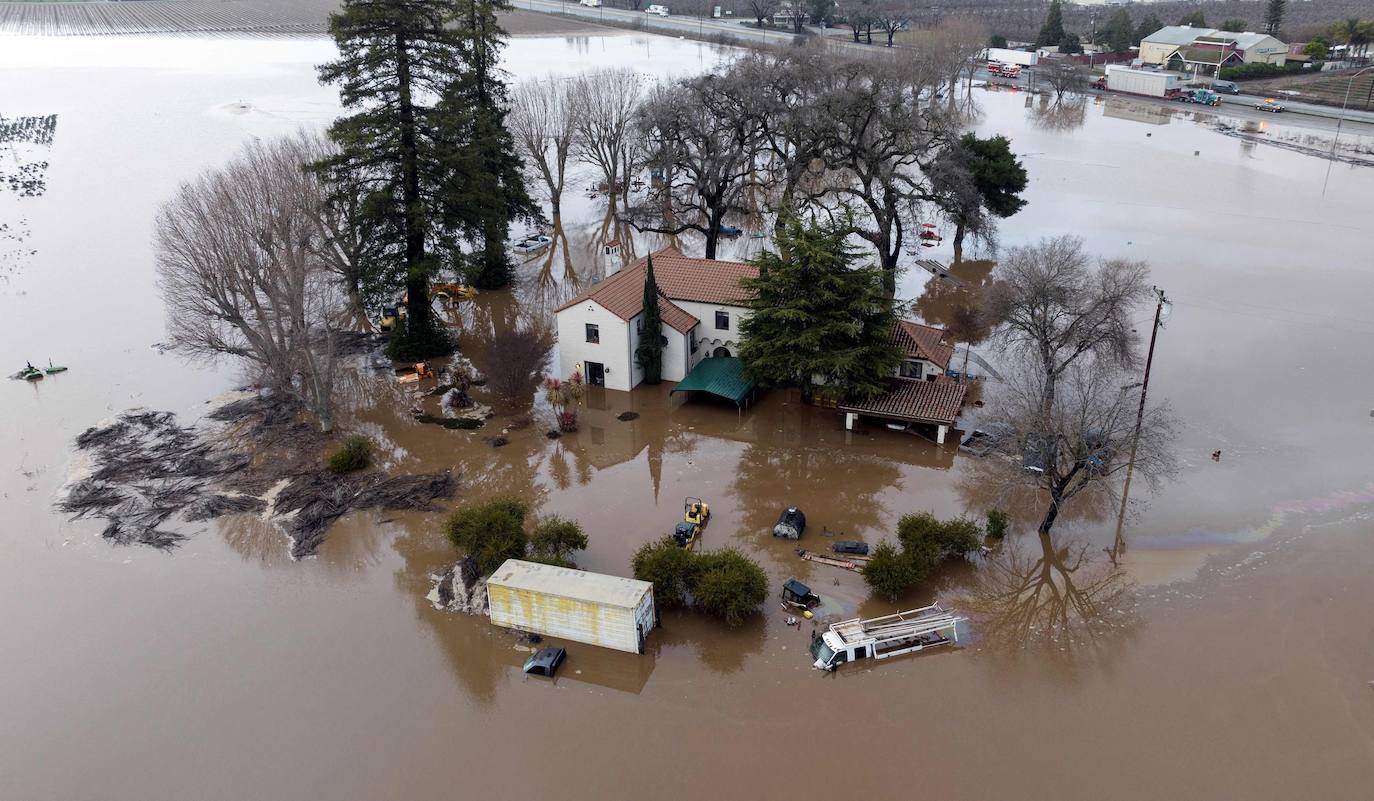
(676, 301, 750, 367)
(627, 311, 690, 386)
(557, 300, 633, 392)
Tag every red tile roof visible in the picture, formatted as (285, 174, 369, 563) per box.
(555, 247, 756, 335)
(893, 320, 955, 369)
(839, 378, 967, 426)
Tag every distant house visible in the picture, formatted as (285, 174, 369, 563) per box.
(554, 247, 755, 392)
(1140, 25, 1286, 73)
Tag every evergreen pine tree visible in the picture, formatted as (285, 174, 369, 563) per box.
(317, 0, 466, 360)
(635, 255, 664, 385)
(1135, 14, 1163, 46)
(1103, 8, 1134, 53)
(737, 214, 902, 402)
(443, 0, 539, 290)
(1263, 0, 1286, 36)
(1036, 0, 1067, 48)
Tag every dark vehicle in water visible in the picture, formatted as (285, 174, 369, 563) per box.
(673, 521, 698, 548)
(772, 507, 806, 540)
(831, 540, 869, 556)
(522, 647, 566, 677)
(781, 578, 821, 609)
(960, 423, 1011, 457)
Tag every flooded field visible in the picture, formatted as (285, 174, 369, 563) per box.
(2, 30, 1374, 801)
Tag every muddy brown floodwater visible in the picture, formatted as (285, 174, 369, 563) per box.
(3, 31, 1374, 801)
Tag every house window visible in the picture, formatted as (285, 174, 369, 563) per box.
(585, 323, 600, 344)
(715, 310, 730, 331)
(900, 360, 924, 379)
(690, 328, 699, 354)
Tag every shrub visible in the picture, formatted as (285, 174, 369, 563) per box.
(1219, 61, 1308, 81)
(444, 496, 530, 575)
(690, 548, 768, 626)
(862, 541, 918, 601)
(985, 509, 1010, 538)
(865, 512, 985, 599)
(631, 537, 698, 607)
(528, 515, 589, 568)
(325, 434, 373, 474)
(486, 330, 551, 407)
(557, 410, 578, 432)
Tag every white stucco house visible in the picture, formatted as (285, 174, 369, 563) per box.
(554, 247, 756, 392)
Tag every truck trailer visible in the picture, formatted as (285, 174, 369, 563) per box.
(987, 47, 1038, 67)
(1104, 67, 1183, 98)
(810, 604, 961, 671)
(487, 559, 657, 654)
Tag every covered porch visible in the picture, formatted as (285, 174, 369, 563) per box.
(669, 356, 758, 410)
(838, 378, 967, 444)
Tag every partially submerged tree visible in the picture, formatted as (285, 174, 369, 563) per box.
(527, 514, 589, 568)
(634, 255, 664, 384)
(737, 214, 902, 401)
(631, 537, 698, 607)
(317, 0, 469, 360)
(442, 0, 539, 290)
(1041, 62, 1091, 103)
(689, 548, 768, 626)
(930, 133, 1028, 261)
(861, 511, 984, 600)
(485, 329, 552, 407)
(978, 361, 1177, 538)
(155, 135, 346, 432)
(984, 236, 1151, 412)
(508, 77, 582, 218)
(570, 68, 645, 194)
(630, 72, 765, 259)
(444, 496, 530, 575)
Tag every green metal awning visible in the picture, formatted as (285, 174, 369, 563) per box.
(670, 357, 756, 406)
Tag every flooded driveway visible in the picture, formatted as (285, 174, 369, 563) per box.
(2, 31, 1373, 801)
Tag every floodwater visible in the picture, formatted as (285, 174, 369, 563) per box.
(3, 30, 1374, 801)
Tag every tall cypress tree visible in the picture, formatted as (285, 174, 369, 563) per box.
(1263, 0, 1286, 36)
(443, 0, 539, 290)
(635, 255, 664, 385)
(317, 0, 465, 360)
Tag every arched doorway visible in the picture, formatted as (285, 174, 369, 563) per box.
(712, 346, 731, 358)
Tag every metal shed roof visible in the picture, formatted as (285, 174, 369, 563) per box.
(670, 356, 756, 406)
(488, 559, 652, 610)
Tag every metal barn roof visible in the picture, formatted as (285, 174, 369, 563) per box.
(488, 560, 652, 609)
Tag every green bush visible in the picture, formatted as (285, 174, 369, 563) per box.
(444, 496, 530, 575)
(863, 512, 984, 599)
(325, 434, 373, 474)
(985, 509, 1010, 538)
(690, 548, 768, 626)
(528, 515, 589, 568)
(862, 541, 918, 601)
(631, 537, 699, 607)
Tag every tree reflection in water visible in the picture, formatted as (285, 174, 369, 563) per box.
(1030, 96, 1088, 132)
(963, 531, 1138, 656)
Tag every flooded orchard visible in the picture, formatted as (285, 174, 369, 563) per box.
(3, 28, 1374, 801)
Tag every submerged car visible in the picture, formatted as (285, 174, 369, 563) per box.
(960, 423, 1011, 457)
(781, 578, 821, 609)
(772, 506, 807, 540)
(522, 647, 566, 677)
(513, 234, 552, 255)
(673, 520, 699, 548)
(831, 540, 869, 556)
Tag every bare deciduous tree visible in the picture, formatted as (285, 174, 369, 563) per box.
(748, 0, 781, 26)
(985, 236, 1151, 411)
(980, 361, 1178, 537)
(509, 77, 582, 218)
(155, 134, 347, 432)
(871, 0, 912, 46)
(628, 72, 766, 259)
(570, 68, 646, 194)
(1039, 60, 1091, 103)
(485, 329, 553, 407)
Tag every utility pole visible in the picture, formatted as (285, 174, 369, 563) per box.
(1111, 286, 1168, 564)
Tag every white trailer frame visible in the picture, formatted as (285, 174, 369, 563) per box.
(811, 604, 962, 671)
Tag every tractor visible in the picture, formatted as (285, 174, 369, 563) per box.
(673, 497, 710, 549)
